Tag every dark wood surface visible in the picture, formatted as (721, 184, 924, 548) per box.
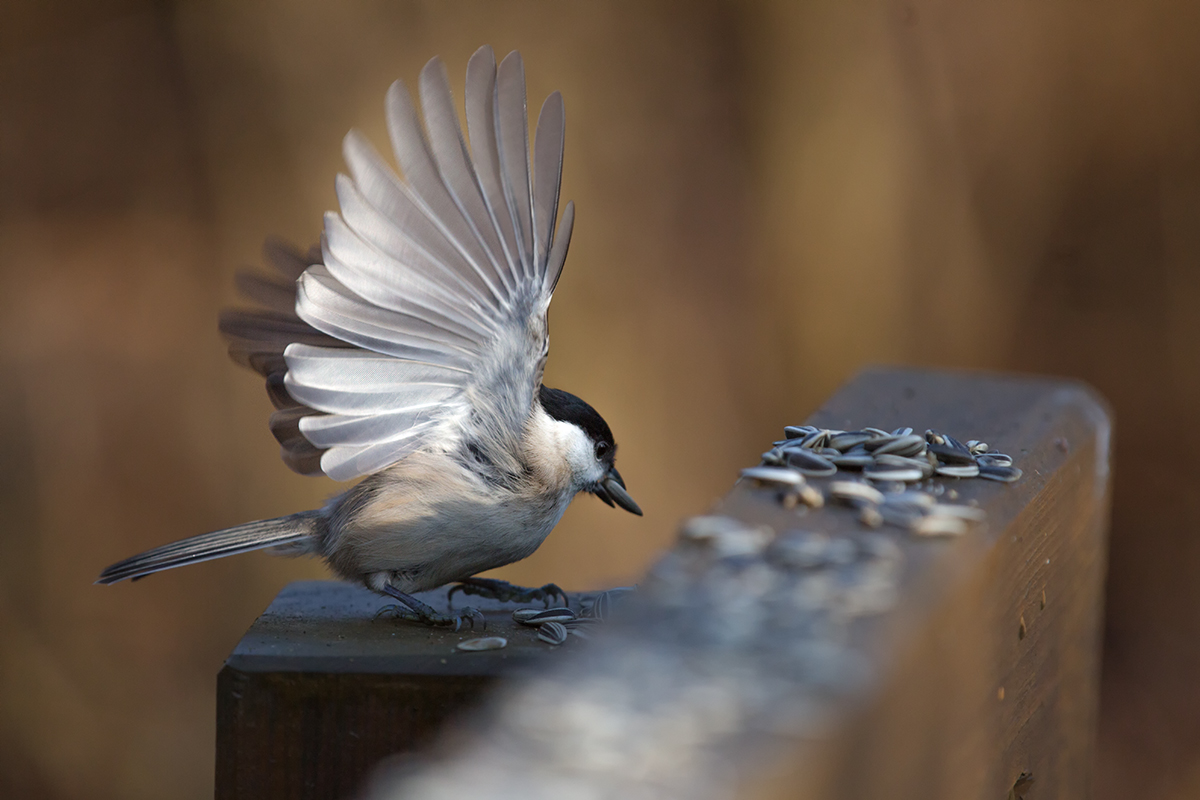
(215, 582, 591, 800)
(218, 367, 1111, 800)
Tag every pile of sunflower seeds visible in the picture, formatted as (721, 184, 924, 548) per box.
(742, 426, 1022, 537)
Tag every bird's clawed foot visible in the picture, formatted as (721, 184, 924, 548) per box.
(447, 577, 567, 608)
(377, 585, 484, 631)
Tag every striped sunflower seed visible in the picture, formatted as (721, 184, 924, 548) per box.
(978, 464, 1023, 482)
(785, 449, 837, 476)
(936, 463, 981, 478)
(538, 621, 569, 645)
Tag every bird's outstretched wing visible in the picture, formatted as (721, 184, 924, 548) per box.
(222, 46, 573, 481)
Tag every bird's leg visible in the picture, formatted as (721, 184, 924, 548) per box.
(376, 585, 484, 631)
(447, 577, 567, 609)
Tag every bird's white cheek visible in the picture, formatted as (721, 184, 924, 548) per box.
(559, 425, 606, 486)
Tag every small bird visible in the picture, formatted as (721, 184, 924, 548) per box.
(97, 46, 642, 628)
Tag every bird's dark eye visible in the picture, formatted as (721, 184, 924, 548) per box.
(595, 441, 609, 459)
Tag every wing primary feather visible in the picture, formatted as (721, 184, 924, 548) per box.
(418, 58, 516, 297)
(533, 91, 565, 271)
(496, 51, 536, 282)
(384, 80, 509, 308)
(342, 131, 501, 314)
(465, 46, 523, 291)
(544, 199, 574, 296)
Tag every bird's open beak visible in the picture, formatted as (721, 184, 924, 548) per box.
(593, 467, 643, 516)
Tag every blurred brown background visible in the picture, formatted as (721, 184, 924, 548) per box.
(1, 0, 1198, 797)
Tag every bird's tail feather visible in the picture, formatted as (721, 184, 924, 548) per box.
(96, 511, 322, 585)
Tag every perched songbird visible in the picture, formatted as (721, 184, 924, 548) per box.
(97, 47, 642, 628)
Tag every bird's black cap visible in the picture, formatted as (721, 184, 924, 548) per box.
(538, 386, 616, 462)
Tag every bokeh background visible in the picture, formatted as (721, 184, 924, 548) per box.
(2, 0, 1199, 797)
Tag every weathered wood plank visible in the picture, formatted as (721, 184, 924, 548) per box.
(215, 582, 595, 800)
(366, 367, 1110, 799)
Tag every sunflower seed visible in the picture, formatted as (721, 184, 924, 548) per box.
(873, 455, 934, 480)
(928, 504, 987, 522)
(829, 480, 886, 506)
(798, 484, 825, 508)
(925, 429, 944, 445)
(760, 449, 785, 466)
(859, 506, 884, 527)
(882, 490, 937, 512)
(877, 503, 923, 528)
(977, 452, 1013, 467)
(863, 427, 891, 437)
(784, 425, 816, 439)
(457, 636, 508, 651)
(864, 463, 925, 482)
(831, 451, 874, 469)
(978, 464, 1023, 482)
(936, 463, 981, 478)
(785, 449, 837, 476)
(913, 515, 969, 537)
(967, 440, 990, 455)
(800, 430, 831, 449)
(828, 431, 874, 451)
(927, 442, 976, 466)
(891, 427, 914, 437)
(873, 434, 926, 457)
(521, 608, 576, 626)
(538, 621, 569, 645)
(741, 466, 806, 486)
(512, 608, 542, 623)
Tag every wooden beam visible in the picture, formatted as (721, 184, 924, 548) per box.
(369, 368, 1111, 799)
(216, 367, 1111, 800)
(215, 582, 594, 800)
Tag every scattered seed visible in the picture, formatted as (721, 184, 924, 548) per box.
(538, 621, 569, 645)
(519, 608, 576, 626)
(457, 636, 508, 651)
